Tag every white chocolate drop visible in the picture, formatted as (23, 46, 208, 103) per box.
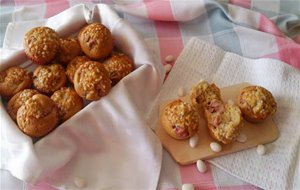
(236, 133, 247, 143)
(165, 55, 174, 63)
(256, 144, 266, 155)
(182, 183, 195, 190)
(73, 176, 87, 188)
(189, 134, 199, 148)
(178, 87, 185, 97)
(210, 142, 222, 152)
(164, 64, 172, 73)
(196, 160, 207, 173)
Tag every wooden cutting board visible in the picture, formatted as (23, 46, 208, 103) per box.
(155, 83, 279, 165)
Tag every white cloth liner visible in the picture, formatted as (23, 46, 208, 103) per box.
(148, 37, 300, 190)
(0, 4, 164, 189)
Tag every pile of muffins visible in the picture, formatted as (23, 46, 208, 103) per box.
(162, 80, 277, 144)
(0, 23, 134, 138)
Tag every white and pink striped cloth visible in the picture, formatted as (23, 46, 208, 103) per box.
(1, 0, 299, 190)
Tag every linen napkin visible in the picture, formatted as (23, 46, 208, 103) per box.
(148, 37, 300, 190)
(0, 4, 164, 189)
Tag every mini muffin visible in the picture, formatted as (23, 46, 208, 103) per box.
(7, 89, 39, 121)
(0, 66, 32, 99)
(161, 99, 199, 140)
(74, 61, 111, 101)
(103, 52, 134, 85)
(16, 94, 59, 137)
(51, 87, 84, 122)
(237, 86, 277, 122)
(33, 63, 67, 94)
(204, 100, 242, 144)
(24, 26, 59, 65)
(56, 37, 82, 64)
(66, 56, 90, 83)
(78, 23, 113, 60)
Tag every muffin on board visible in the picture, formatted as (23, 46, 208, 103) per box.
(161, 99, 200, 140)
(237, 86, 277, 122)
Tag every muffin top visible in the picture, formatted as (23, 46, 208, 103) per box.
(104, 53, 134, 85)
(78, 23, 113, 59)
(164, 99, 199, 138)
(0, 66, 32, 99)
(57, 37, 82, 64)
(51, 87, 84, 121)
(74, 61, 111, 101)
(66, 56, 90, 83)
(238, 86, 277, 121)
(16, 94, 59, 137)
(33, 63, 66, 94)
(24, 27, 59, 65)
(7, 89, 39, 121)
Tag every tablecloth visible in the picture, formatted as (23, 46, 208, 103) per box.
(1, 0, 299, 190)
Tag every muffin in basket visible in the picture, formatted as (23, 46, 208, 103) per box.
(103, 52, 134, 85)
(161, 99, 200, 140)
(23, 26, 59, 65)
(56, 37, 82, 64)
(7, 89, 39, 121)
(0, 66, 33, 99)
(17, 94, 59, 137)
(74, 61, 111, 101)
(237, 86, 277, 122)
(33, 63, 67, 94)
(51, 87, 84, 122)
(66, 56, 90, 83)
(78, 23, 113, 60)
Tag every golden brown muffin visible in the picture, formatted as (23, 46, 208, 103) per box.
(66, 56, 90, 83)
(51, 87, 84, 122)
(74, 61, 111, 101)
(189, 80, 242, 144)
(16, 94, 59, 137)
(237, 86, 277, 122)
(161, 99, 199, 140)
(7, 89, 39, 121)
(56, 37, 82, 64)
(78, 23, 113, 60)
(189, 80, 222, 113)
(204, 100, 242, 144)
(33, 63, 67, 94)
(23, 26, 59, 65)
(0, 66, 33, 99)
(103, 52, 134, 85)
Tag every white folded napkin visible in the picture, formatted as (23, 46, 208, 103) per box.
(0, 4, 164, 189)
(148, 38, 300, 190)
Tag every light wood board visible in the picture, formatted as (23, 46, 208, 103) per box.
(155, 83, 279, 165)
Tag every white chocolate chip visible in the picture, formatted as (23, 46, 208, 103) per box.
(164, 64, 172, 73)
(256, 144, 266, 155)
(73, 176, 87, 188)
(178, 87, 185, 97)
(165, 55, 174, 63)
(227, 99, 234, 105)
(196, 160, 207, 173)
(236, 133, 247, 143)
(189, 134, 199, 148)
(182, 183, 195, 190)
(210, 142, 222, 152)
